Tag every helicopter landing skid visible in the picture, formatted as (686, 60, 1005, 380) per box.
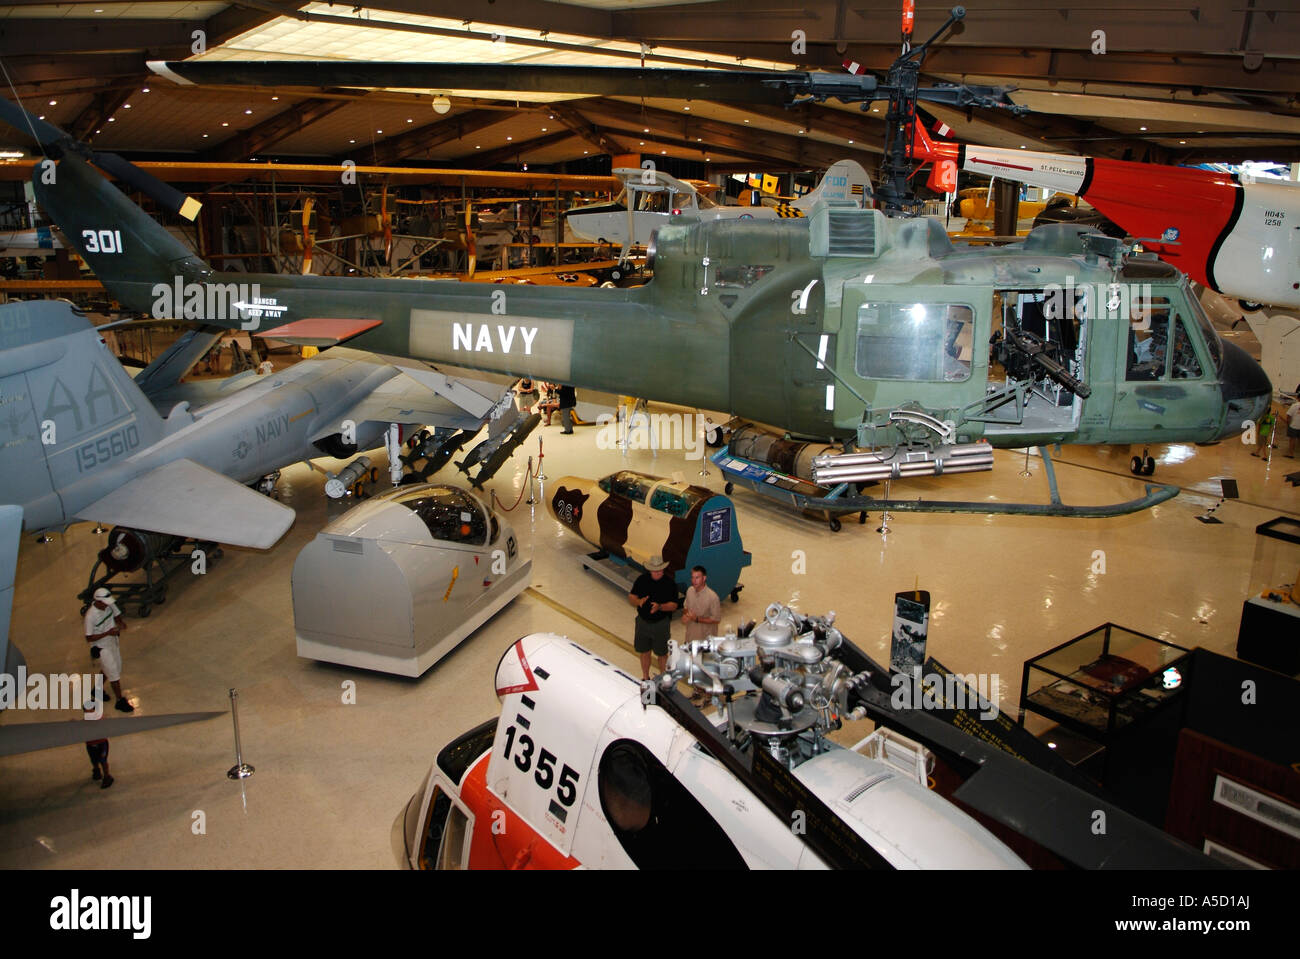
(821, 445, 1180, 518)
(711, 444, 1179, 520)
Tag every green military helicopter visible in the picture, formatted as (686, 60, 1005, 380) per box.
(0, 3, 1271, 518)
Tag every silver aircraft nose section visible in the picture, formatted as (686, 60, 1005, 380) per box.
(1216, 341, 1272, 439)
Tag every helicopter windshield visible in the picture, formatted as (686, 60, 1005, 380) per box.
(1183, 286, 1225, 374)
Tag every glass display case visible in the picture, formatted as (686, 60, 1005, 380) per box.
(1237, 516, 1300, 674)
(1019, 624, 1191, 740)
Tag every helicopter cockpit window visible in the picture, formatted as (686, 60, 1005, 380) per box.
(597, 739, 746, 869)
(714, 264, 774, 289)
(855, 303, 974, 381)
(1126, 298, 1174, 381)
(1185, 289, 1224, 373)
(394, 486, 489, 545)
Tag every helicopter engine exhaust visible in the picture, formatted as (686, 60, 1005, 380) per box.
(728, 424, 839, 482)
(812, 441, 995, 484)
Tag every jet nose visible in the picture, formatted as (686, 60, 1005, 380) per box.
(1216, 340, 1272, 439)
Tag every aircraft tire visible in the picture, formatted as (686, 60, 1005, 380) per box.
(1142, 456, 1156, 476)
(724, 482, 734, 495)
(729, 587, 741, 603)
(829, 517, 842, 532)
(1130, 456, 1143, 475)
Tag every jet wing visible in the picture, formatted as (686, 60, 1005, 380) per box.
(0, 711, 224, 757)
(316, 371, 493, 436)
(74, 459, 294, 550)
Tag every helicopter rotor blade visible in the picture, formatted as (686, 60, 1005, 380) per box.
(0, 98, 201, 221)
(149, 60, 823, 105)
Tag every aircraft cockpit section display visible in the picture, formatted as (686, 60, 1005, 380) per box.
(293, 483, 529, 676)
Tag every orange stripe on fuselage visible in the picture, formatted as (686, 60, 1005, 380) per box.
(460, 750, 582, 870)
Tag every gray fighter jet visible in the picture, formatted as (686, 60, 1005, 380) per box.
(0, 299, 536, 551)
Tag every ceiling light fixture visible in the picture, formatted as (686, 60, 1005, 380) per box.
(49, 100, 57, 106)
(222, 122, 229, 127)
(271, 96, 279, 101)
(1140, 126, 1148, 131)
(506, 135, 512, 140)
(142, 87, 150, 93)
(245, 109, 253, 115)
(123, 104, 131, 109)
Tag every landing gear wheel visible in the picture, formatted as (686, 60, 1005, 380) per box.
(729, 586, 741, 603)
(1130, 456, 1143, 475)
(368, 467, 379, 484)
(1142, 455, 1156, 476)
(829, 517, 842, 532)
(723, 482, 734, 495)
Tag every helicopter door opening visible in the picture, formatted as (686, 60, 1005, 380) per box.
(982, 287, 1088, 438)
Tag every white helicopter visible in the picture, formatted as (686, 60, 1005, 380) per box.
(399, 602, 1215, 869)
(563, 159, 872, 263)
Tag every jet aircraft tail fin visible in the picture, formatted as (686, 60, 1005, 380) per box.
(32, 152, 214, 316)
(795, 159, 873, 210)
(0, 300, 170, 534)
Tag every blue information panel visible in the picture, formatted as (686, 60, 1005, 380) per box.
(701, 507, 731, 548)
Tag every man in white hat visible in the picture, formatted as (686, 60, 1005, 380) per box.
(628, 555, 678, 680)
(84, 588, 133, 712)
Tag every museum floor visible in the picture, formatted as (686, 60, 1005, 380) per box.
(2, 403, 1297, 869)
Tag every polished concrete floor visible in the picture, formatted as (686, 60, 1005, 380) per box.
(2, 399, 1297, 868)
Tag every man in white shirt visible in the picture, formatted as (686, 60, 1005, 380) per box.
(84, 588, 134, 712)
(682, 566, 721, 644)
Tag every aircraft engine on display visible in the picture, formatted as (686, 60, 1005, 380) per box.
(292, 483, 530, 676)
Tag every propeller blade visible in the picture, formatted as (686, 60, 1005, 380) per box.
(0, 97, 201, 221)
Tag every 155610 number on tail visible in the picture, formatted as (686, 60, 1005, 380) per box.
(76, 424, 140, 472)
